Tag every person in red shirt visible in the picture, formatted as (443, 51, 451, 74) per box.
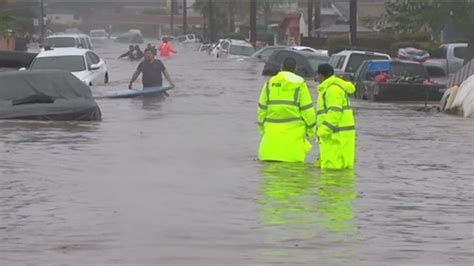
(158, 40, 176, 57)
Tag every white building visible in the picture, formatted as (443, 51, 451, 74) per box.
(47, 9, 82, 26)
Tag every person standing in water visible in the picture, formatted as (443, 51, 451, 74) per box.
(158, 39, 176, 57)
(128, 48, 175, 90)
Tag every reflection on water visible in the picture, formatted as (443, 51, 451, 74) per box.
(318, 169, 357, 234)
(258, 163, 357, 234)
(257, 163, 358, 265)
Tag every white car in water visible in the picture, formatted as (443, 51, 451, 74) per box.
(213, 39, 256, 59)
(89, 29, 109, 42)
(28, 48, 108, 86)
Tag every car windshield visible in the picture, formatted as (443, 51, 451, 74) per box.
(229, 45, 255, 56)
(307, 55, 329, 70)
(30, 56, 86, 72)
(346, 54, 389, 73)
(389, 62, 426, 77)
(43, 37, 76, 48)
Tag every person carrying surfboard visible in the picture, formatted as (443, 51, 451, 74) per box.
(128, 48, 175, 90)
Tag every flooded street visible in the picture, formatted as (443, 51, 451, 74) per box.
(1, 41, 473, 265)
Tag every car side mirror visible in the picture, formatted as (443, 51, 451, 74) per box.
(90, 63, 100, 70)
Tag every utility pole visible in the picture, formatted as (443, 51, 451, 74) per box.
(229, 0, 235, 33)
(314, 0, 320, 31)
(170, 0, 175, 35)
(208, 0, 215, 42)
(39, 0, 44, 41)
(183, 0, 187, 34)
(349, 0, 357, 46)
(308, 0, 314, 37)
(250, 0, 257, 47)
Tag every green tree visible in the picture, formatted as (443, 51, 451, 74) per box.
(384, 0, 474, 40)
(0, 12, 15, 35)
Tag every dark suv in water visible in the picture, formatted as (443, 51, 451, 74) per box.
(262, 49, 329, 79)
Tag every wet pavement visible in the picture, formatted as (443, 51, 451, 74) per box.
(1, 40, 473, 265)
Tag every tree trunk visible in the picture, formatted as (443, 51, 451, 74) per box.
(308, 0, 313, 37)
(250, 0, 257, 46)
(183, 0, 187, 35)
(229, 0, 235, 32)
(349, 0, 357, 46)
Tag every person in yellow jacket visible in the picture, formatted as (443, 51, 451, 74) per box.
(257, 57, 316, 162)
(315, 64, 356, 169)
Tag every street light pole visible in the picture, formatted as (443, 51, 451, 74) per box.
(170, 0, 175, 35)
(39, 0, 44, 41)
(349, 0, 357, 46)
(250, 0, 257, 47)
(183, 0, 187, 35)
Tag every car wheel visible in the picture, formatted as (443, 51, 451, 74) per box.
(104, 73, 109, 84)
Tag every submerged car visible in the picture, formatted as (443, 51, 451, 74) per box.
(250, 45, 288, 62)
(28, 48, 108, 86)
(42, 34, 93, 50)
(0, 70, 101, 121)
(262, 49, 329, 79)
(214, 39, 255, 59)
(114, 32, 144, 44)
(89, 29, 109, 43)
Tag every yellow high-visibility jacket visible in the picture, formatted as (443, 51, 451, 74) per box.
(315, 75, 356, 169)
(258, 71, 316, 162)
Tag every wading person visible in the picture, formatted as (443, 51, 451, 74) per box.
(257, 57, 316, 162)
(118, 45, 137, 61)
(158, 39, 176, 57)
(315, 63, 356, 169)
(128, 48, 175, 90)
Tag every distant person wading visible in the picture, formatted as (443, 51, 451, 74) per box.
(158, 40, 177, 57)
(128, 48, 175, 90)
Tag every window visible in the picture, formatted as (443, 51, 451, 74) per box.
(30, 56, 86, 72)
(43, 37, 75, 48)
(346, 54, 389, 73)
(454, 47, 466, 59)
(229, 45, 255, 56)
(389, 62, 427, 77)
(86, 52, 100, 69)
(87, 52, 100, 64)
(77, 37, 87, 48)
(336, 56, 346, 68)
(275, 51, 292, 63)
